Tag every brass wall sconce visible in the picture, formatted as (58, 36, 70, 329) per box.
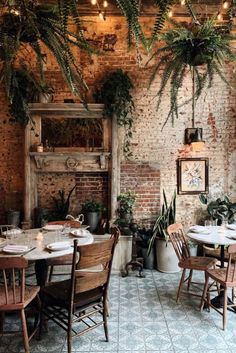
(184, 127, 205, 152)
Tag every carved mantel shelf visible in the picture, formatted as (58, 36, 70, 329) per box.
(29, 152, 111, 172)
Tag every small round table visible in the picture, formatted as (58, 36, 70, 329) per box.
(188, 226, 236, 267)
(188, 225, 236, 308)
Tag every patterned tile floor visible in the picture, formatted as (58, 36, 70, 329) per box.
(1, 270, 236, 353)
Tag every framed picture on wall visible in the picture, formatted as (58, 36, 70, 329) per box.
(177, 158, 209, 195)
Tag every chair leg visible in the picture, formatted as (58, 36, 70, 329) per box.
(200, 273, 209, 311)
(48, 266, 54, 283)
(20, 309, 30, 353)
(33, 295, 41, 339)
(67, 313, 72, 353)
(176, 269, 186, 303)
(187, 269, 193, 291)
(103, 299, 109, 342)
(0, 312, 5, 333)
(223, 288, 228, 330)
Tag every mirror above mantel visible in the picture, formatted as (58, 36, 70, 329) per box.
(23, 103, 119, 229)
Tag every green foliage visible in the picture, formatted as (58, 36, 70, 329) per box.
(199, 194, 236, 224)
(0, 1, 93, 127)
(115, 0, 146, 49)
(82, 199, 102, 213)
(51, 185, 76, 220)
(117, 191, 136, 215)
(148, 190, 176, 254)
(149, 7, 236, 128)
(115, 0, 176, 50)
(99, 69, 135, 158)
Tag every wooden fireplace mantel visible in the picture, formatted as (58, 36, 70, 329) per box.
(24, 103, 120, 228)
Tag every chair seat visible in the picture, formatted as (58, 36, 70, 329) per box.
(203, 245, 236, 261)
(42, 280, 103, 309)
(207, 267, 236, 287)
(179, 256, 217, 271)
(46, 254, 73, 266)
(0, 285, 40, 311)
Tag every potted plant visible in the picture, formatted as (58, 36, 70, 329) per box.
(148, 189, 179, 273)
(0, 2, 91, 127)
(116, 191, 136, 234)
(51, 185, 76, 221)
(137, 227, 154, 270)
(81, 199, 102, 232)
(199, 194, 236, 225)
(148, 3, 236, 127)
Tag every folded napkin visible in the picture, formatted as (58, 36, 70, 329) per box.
(3, 229, 22, 236)
(3, 245, 29, 252)
(47, 241, 71, 251)
(226, 224, 236, 231)
(189, 225, 210, 234)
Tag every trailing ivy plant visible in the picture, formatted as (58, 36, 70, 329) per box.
(148, 3, 236, 128)
(99, 69, 135, 158)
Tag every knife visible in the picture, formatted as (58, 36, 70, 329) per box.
(21, 246, 36, 257)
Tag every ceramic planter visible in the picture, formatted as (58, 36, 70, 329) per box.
(155, 238, 180, 273)
(86, 212, 100, 232)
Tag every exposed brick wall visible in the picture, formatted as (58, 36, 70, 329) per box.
(0, 10, 236, 229)
(120, 162, 160, 226)
(37, 172, 108, 217)
(75, 172, 109, 212)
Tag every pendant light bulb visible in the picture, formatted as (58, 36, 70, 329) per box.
(223, 1, 228, 9)
(217, 12, 223, 21)
(180, 0, 185, 5)
(91, 0, 97, 5)
(168, 10, 173, 18)
(103, 0, 108, 7)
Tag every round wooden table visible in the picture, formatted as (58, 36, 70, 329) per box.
(0, 228, 94, 285)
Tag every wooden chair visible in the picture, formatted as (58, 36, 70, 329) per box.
(40, 228, 119, 353)
(167, 223, 218, 303)
(45, 220, 81, 282)
(0, 257, 40, 353)
(200, 243, 236, 330)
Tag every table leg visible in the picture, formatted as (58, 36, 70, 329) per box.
(35, 260, 48, 287)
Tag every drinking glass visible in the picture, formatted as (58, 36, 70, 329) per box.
(204, 220, 211, 227)
(62, 222, 71, 238)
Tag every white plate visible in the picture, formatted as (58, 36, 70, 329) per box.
(70, 229, 90, 237)
(42, 224, 64, 231)
(189, 225, 210, 234)
(47, 241, 71, 251)
(2, 245, 29, 255)
(2, 229, 22, 236)
(226, 224, 236, 231)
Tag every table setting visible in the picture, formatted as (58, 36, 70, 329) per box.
(0, 223, 93, 260)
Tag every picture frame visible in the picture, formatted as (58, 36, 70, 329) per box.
(177, 158, 209, 195)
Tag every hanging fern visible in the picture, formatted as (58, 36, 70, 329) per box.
(149, 10, 236, 128)
(0, 1, 94, 126)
